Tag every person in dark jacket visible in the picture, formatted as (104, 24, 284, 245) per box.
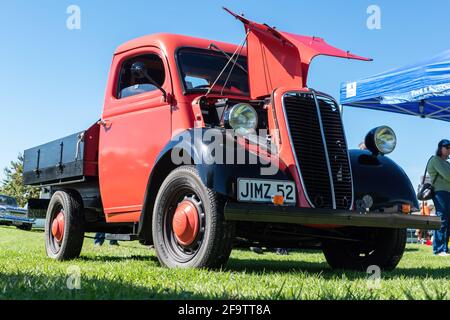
(427, 139, 450, 256)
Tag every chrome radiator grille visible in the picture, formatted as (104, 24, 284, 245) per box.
(282, 92, 353, 209)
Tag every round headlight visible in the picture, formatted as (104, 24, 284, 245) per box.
(365, 126, 397, 155)
(224, 103, 258, 135)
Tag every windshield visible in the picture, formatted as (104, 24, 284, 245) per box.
(0, 195, 18, 207)
(177, 47, 249, 96)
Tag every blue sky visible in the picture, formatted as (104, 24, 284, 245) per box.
(0, 0, 448, 190)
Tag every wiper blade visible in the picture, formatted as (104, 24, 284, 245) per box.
(208, 43, 248, 75)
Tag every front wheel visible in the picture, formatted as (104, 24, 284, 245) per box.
(152, 166, 234, 269)
(45, 191, 85, 261)
(322, 227, 406, 271)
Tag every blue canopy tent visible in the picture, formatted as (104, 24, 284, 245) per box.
(340, 50, 450, 122)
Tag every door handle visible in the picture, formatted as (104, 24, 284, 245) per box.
(97, 120, 112, 129)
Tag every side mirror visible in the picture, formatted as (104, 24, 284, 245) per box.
(131, 62, 147, 79)
(129, 61, 168, 102)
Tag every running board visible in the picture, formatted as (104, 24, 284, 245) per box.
(105, 234, 139, 241)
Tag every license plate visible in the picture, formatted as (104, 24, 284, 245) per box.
(237, 179, 296, 204)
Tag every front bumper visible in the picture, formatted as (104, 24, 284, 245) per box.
(224, 203, 441, 230)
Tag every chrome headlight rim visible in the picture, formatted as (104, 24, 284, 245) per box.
(366, 125, 397, 155)
(224, 103, 258, 136)
(375, 125, 397, 154)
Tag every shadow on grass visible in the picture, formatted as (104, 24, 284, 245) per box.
(77, 247, 450, 281)
(226, 257, 330, 274)
(0, 272, 215, 300)
(404, 247, 420, 252)
(78, 255, 158, 263)
(384, 267, 450, 280)
(225, 257, 450, 280)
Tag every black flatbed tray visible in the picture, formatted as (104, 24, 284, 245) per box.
(23, 131, 85, 186)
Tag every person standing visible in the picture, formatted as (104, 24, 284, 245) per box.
(417, 201, 431, 244)
(427, 139, 450, 256)
(358, 141, 367, 150)
(94, 233, 119, 247)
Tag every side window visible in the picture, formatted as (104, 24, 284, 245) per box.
(117, 54, 165, 99)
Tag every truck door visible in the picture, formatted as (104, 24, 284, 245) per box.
(99, 48, 172, 222)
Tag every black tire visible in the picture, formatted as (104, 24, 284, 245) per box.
(45, 191, 85, 261)
(152, 166, 234, 269)
(17, 223, 33, 231)
(322, 227, 406, 271)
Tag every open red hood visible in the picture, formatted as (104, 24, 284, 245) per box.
(224, 8, 372, 99)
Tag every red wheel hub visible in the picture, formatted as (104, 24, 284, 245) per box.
(51, 211, 65, 242)
(172, 200, 199, 246)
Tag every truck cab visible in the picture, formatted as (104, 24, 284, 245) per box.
(98, 34, 251, 223)
(23, 9, 440, 271)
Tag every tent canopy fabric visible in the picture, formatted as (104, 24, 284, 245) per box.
(340, 50, 450, 122)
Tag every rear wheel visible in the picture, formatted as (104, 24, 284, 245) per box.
(322, 227, 406, 271)
(45, 191, 85, 261)
(152, 166, 234, 269)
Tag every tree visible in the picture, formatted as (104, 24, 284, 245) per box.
(0, 154, 40, 207)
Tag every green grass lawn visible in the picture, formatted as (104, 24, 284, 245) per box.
(0, 226, 449, 300)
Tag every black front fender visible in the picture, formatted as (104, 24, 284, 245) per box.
(138, 129, 292, 241)
(350, 150, 419, 210)
(161, 129, 292, 198)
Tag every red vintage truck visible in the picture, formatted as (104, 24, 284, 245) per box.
(24, 8, 440, 270)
